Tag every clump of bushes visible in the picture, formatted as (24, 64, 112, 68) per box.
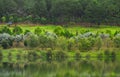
(0, 26, 12, 34)
(114, 37, 120, 48)
(77, 38, 95, 51)
(24, 34, 39, 48)
(0, 33, 14, 49)
(34, 27, 42, 35)
(24, 30, 30, 35)
(54, 26, 64, 36)
(13, 26, 23, 35)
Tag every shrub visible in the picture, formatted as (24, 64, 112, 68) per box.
(1, 16, 6, 23)
(106, 30, 111, 35)
(95, 37, 102, 50)
(77, 38, 95, 51)
(54, 26, 64, 36)
(67, 39, 75, 50)
(13, 26, 23, 35)
(24, 30, 30, 35)
(56, 37, 68, 50)
(63, 29, 73, 38)
(34, 27, 42, 35)
(1, 26, 12, 34)
(37, 34, 57, 49)
(24, 34, 39, 47)
(14, 35, 23, 42)
(38, 35, 48, 48)
(0, 33, 14, 49)
(114, 37, 120, 48)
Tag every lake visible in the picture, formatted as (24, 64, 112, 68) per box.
(0, 58, 120, 77)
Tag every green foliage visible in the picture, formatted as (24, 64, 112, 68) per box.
(1, 16, 6, 23)
(0, 0, 119, 25)
(114, 37, 120, 48)
(62, 29, 73, 38)
(78, 38, 95, 51)
(95, 37, 102, 50)
(55, 50, 67, 59)
(1, 26, 12, 34)
(54, 26, 64, 36)
(24, 30, 30, 34)
(0, 33, 13, 49)
(13, 26, 23, 35)
(34, 27, 42, 35)
(24, 34, 39, 47)
(40, 17, 47, 24)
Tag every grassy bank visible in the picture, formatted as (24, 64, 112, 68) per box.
(0, 24, 120, 62)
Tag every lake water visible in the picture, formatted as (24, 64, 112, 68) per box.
(0, 58, 120, 77)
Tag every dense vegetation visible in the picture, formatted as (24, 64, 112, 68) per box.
(0, 25, 119, 62)
(0, 0, 120, 25)
(0, 25, 120, 51)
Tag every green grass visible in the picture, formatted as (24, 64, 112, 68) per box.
(0, 24, 120, 34)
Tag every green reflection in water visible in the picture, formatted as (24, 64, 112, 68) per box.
(0, 58, 120, 77)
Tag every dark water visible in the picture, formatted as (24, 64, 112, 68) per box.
(0, 58, 120, 77)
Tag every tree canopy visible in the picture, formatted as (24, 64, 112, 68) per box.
(0, 0, 119, 25)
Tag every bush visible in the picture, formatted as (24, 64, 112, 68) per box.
(14, 35, 23, 42)
(1, 26, 12, 34)
(114, 37, 120, 48)
(95, 37, 102, 50)
(37, 34, 57, 49)
(1, 16, 6, 23)
(34, 27, 42, 35)
(56, 37, 68, 50)
(67, 39, 75, 50)
(77, 38, 95, 51)
(13, 26, 23, 35)
(54, 26, 64, 36)
(24, 30, 30, 35)
(24, 34, 39, 47)
(0, 33, 14, 49)
(63, 29, 73, 38)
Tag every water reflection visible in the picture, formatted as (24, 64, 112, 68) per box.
(0, 58, 120, 77)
